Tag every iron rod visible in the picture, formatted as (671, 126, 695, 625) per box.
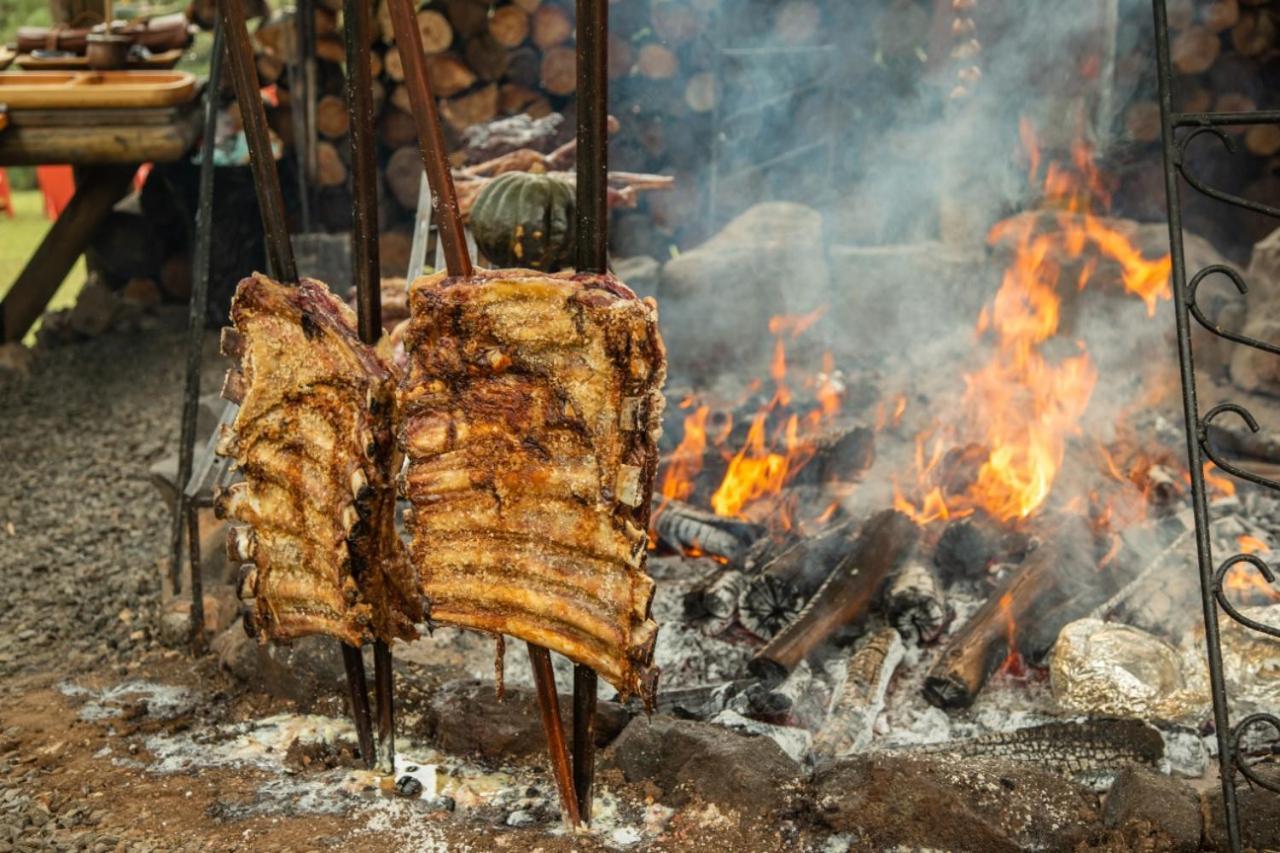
(571, 0, 609, 823)
(217, 0, 297, 283)
(571, 662, 597, 822)
(527, 643, 581, 827)
(575, 0, 608, 274)
(373, 639, 394, 774)
(170, 18, 226, 597)
(345, 0, 381, 345)
(186, 501, 206, 653)
(1174, 110, 1280, 128)
(1152, 1, 1241, 849)
(343, 644, 376, 768)
(385, 0, 472, 278)
(345, 0, 393, 776)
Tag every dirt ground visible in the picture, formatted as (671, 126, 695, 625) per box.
(0, 318, 809, 852)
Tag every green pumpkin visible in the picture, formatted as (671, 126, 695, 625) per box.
(470, 171, 576, 271)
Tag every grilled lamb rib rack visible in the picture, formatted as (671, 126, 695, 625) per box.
(399, 268, 665, 701)
(216, 273, 422, 646)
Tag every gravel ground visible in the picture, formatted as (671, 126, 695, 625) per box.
(0, 318, 199, 685)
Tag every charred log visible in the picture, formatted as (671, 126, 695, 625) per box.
(883, 560, 951, 644)
(901, 718, 1164, 782)
(652, 680, 753, 720)
(749, 510, 919, 681)
(681, 569, 746, 636)
(737, 574, 804, 641)
(731, 531, 803, 574)
(923, 518, 1094, 710)
(744, 662, 829, 730)
(653, 497, 764, 562)
(789, 425, 875, 486)
(1022, 511, 1193, 662)
(736, 519, 860, 631)
(810, 627, 904, 766)
(933, 516, 995, 583)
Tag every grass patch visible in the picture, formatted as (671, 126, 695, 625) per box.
(0, 189, 88, 344)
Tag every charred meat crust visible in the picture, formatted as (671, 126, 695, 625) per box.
(217, 273, 422, 647)
(398, 267, 666, 703)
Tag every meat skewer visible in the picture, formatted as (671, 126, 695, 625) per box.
(344, 0, 396, 776)
(388, 0, 646, 826)
(212, 0, 374, 766)
(573, 0, 609, 821)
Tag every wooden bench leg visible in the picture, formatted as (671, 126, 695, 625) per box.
(1, 164, 135, 343)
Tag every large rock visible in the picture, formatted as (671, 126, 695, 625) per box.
(1203, 766, 1280, 851)
(1231, 227, 1280, 395)
(813, 753, 1099, 852)
(211, 620, 349, 707)
(826, 241, 990, 360)
(416, 679, 629, 761)
(1103, 768, 1201, 853)
(601, 715, 802, 811)
(659, 202, 828, 380)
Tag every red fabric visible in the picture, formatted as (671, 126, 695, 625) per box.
(0, 170, 12, 219)
(36, 165, 75, 220)
(133, 163, 152, 193)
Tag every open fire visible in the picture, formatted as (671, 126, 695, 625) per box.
(645, 121, 1245, 737)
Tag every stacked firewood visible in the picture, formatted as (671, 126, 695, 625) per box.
(1117, 0, 1280, 256)
(216, 0, 822, 263)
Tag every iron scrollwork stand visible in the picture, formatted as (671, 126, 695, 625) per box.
(1153, 2, 1280, 850)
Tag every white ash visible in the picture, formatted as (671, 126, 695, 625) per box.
(59, 680, 194, 722)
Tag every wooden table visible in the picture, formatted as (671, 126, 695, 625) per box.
(0, 101, 202, 342)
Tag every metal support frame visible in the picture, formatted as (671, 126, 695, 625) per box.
(1152, 2, 1280, 850)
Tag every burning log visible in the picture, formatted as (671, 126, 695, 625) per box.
(735, 520, 859, 640)
(1020, 512, 1194, 662)
(682, 570, 746, 636)
(789, 425, 875, 486)
(653, 497, 764, 562)
(750, 510, 919, 681)
(883, 560, 950, 644)
(923, 520, 1094, 710)
(810, 627, 904, 765)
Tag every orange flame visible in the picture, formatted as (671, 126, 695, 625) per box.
(1202, 461, 1236, 498)
(1225, 536, 1279, 603)
(997, 590, 1027, 677)
(706, 313, 843, 523)
(897, 121, 1173, 525)
(660, 403, 709, 502)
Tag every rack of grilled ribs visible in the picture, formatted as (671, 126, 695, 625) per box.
(216, 273, 423, 646)
(398, 268, 665, 701)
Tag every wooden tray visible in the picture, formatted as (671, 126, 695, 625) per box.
(0, 71, 196, 109)
(14, 49, 184, 71)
